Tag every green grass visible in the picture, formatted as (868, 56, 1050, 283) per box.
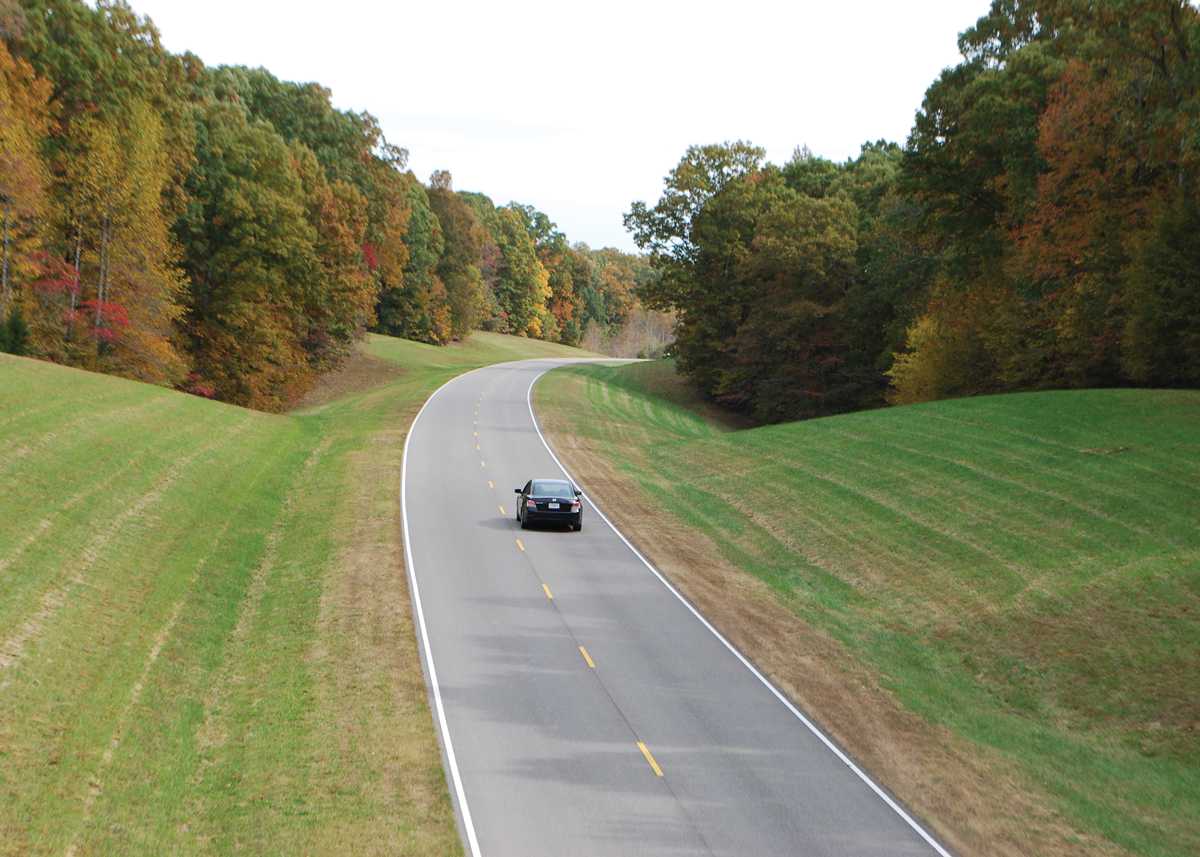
(535, 360, 1200, 857)
(0, 331, 595, 857)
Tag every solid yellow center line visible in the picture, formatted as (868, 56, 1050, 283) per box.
(515, 538, 525, 552)
(498, 505, 506, 516)
(637, 741, 664, 777)
(488, 480, 494, 489)
(542, 583, 553, 600)
(578, 646, 595, 669)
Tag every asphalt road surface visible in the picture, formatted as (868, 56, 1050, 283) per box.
(402, 359, 950, 857)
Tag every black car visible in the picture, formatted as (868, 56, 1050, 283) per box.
(515, 478, 583, 531)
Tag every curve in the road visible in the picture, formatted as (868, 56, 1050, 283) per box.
(401, 358, 953, 857)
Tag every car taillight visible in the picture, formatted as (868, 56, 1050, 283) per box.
(526, 499, 538, 509)
(570, 501, 581, 511)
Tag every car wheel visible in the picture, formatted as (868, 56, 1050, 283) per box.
(520, 515, 528, 530)
(574, 521, 582, 532)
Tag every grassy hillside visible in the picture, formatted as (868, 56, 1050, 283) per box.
(534, 361, 1200, 857)
(0, 331, 596, 857)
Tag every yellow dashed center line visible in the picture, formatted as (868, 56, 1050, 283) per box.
(498, 505, 506, 516)
(637, 742, 664, 777)
(542, 583, 553, 601)
(476, 443, 480, 450)
(578, 646, 595, 669)
(488, 480, 494, 489)
(474, 431, 478, 437)
(515, 538, 525, 552)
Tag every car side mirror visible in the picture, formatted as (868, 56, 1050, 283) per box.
(574, 489, 582, 497)
(514, 488, 522, 494)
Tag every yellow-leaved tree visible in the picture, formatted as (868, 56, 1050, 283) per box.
(58, 101, 188, 384)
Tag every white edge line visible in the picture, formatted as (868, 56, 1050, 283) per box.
(402, 367, 487, 857)
(525, 367, 955, 857)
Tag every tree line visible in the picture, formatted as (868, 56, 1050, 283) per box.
(0, 0, 649, 410)
(628, 0, 1200, 423)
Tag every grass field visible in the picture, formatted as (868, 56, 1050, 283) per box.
(0, 331, 595, 857)
(534, 360, 1200, 857)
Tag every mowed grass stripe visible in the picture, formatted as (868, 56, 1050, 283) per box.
(872, 423, 1164, 549)
(0, 357, 162, 439)
(1, 416, 302, 854)
(0, 408, 262, 675)
(919, 395, 1200, 490)
(738, 437, 1096, 600)
(745, 423, 1185, 589)
(884, 415, 1196, 539)
(91, 435, 324, 855)
(534, 362, 1200, 857)
(0, 397, 248, 627)
(0, 391, 174, 476)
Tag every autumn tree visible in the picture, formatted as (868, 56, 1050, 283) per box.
(508, 202, 583, 343)
(427, 171, 488, 339)
(4, 0, 662, 404)
(492, 206, 550, 337)
(0, 39, 49, 329)
(12, 0, 195, 216)
(375, 176, 450, 343)
(894, 0, 1200, 402)
(177, 102, 321, 409)
(292, 144, 374, 367)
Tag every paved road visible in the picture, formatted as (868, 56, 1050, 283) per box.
(402, 359, 949, 857)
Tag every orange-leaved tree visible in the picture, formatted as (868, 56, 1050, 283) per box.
(0, 39, 50, 339)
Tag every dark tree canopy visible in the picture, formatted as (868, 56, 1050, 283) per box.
(629, 1, 1200, 421)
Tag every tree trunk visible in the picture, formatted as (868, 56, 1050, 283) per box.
(95, 215, 110, 328)
(71, 227, 82, 313)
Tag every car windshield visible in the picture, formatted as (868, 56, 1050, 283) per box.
(531, 480, 574, 499)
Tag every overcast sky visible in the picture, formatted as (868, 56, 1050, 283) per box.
(134, 0, 989, 251)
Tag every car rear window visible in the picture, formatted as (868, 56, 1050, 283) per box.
(532, 480, 574, 498)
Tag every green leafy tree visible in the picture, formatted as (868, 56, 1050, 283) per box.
(1121, 194, 1200, 387)
(177, 102, 320, 409)
(492, 206, 549, 337)
(626, 141, 766, 395)
(0, 302, 29, 354)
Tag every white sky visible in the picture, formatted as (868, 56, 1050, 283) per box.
(134, 0, 988, 251)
